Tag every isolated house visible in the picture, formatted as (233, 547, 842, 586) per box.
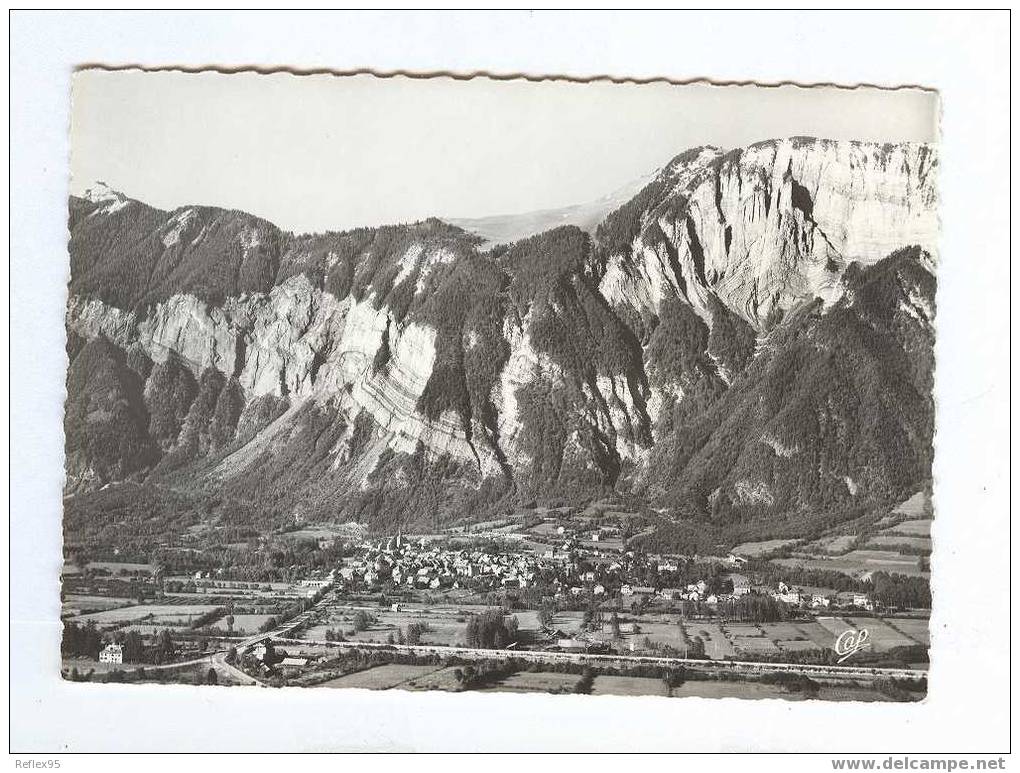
(99, 643, 123, 664)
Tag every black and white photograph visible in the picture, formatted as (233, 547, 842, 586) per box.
(9, 9, 1011, 758)
(60, 68, 939, 700)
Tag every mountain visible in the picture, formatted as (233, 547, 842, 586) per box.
(446, 172, 655, 248)
(64, 138, 938, 545)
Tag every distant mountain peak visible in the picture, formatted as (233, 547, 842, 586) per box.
(444, 171, 656, 248)
(82, 181, 123, 203)
(81, 181, 132, 215)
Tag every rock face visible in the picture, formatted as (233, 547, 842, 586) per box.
(592, 139, 938, 328)
(64, 138, 938, 538)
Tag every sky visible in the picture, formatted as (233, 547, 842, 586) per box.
(71, 69, 938, 234)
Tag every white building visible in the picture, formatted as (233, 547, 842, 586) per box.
(99, 643, 123, 664)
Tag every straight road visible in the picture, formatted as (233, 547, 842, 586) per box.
(266, 636, 926, 682)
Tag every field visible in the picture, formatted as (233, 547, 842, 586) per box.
(403, 666, 467, 692)
(689, 623, 737, 659)
(527, 522, 561, 537)
(61, 657, 140, 675)
(815, 616, 855, 638)
(589, 614, 685, 652)
(302, 604, 477, 646)
(730, 539, 798, 557)
(892, 491, 931, 518)
(867, 535, 931, 550)
(70, 603, 220, 630)
(480, 670, 582, 694)
(775, 551, 927, 578)
(62, 561, 154, 576)
(817, 685, 888, 702)
(672, 680, 800, 700)
(889, 519, 932, 536)
(729, 625, 780, 655)
(211, 614, 274, 634)
(317, 664, 444, 690)
(779, 491, 932, 578)
(797, 620, 842, 649)
(61, 595, 134, 615)
(766, 620, 825, 653)
(591, 675, 669, 696)
(846, 617, 918, 651)
(804, 535, 857, 554)
(546, 610, 586, 633)
(809, 616, 928, 653)
(885, 617, 930, 646)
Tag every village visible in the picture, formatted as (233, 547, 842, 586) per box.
(334, 530, 881, 617)
(59, 500, 932, 700)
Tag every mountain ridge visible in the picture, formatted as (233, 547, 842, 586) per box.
(65, 137, 938, 548)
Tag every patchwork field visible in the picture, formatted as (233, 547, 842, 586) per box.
(775, 551, 927, 578)
(846, 617, 918, 651)
(592, 616, 686, 652)
(885, 617, 930, 646)
(302, 604, 498, 647)
(730, 539, 798, 557)
(672, 680, 800, 700)
(867, 535, 931, 550)
(403, 666, 466, 692)
(690, 623, 737, 659)
(317, 664, 444, 690)
(892, 491, 932, 519)
(815, 616, 855, 638)
(63, 561, 154, 576)
(71, 603, 220, 629)
(759, 622, 810, 640)
(889, 519, 932, 536)
(776, 639, 822, 652)
(809, 616, 927, 653)
(804, 535, 857, 555)
(731, 636, 779, 654)
(481, 670, 581, 694)
(795, 621, 842, 649)
(780, 491, 932, 578)
(591, 675, 669, 697)
(61, 595, 134, 615)
(212, 614, 273, 634)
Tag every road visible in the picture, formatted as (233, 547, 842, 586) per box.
(265, 637, 927, 682)
(212, 598, 332, 687)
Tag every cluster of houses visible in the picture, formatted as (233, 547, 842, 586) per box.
(334, 535, 875, 614)
(338, 535, 541, 591)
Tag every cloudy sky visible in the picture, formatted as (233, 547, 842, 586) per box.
(71, 69, 938, 234)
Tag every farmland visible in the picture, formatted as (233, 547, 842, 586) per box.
(775, 551, 927, 578)
(59, 485, 932, 701)
(70, 603, 220, 630)
(478, 670, 582, 694)
(591, 675, 670, 697)
(888, 520, 932, 536)
(766, 491, 932, 579)
(885, 617, 930, 647)
(317, 664, 445, 690)
(301, 602, 487, 646)
(730, 539, 798, 557)
(671, 680, 801, 700)
(210, 614, 275, 635)
(61, 595, 135, 616)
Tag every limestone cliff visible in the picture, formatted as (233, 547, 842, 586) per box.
(64, 138, 938, 535)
